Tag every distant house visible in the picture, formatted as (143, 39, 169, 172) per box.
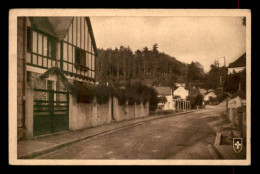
(228, 53, 246, 74)
(204, 91, 217, 102)
(199, 88, 207, 95)
(154, 87, 174, 110)
(173, 86, 189, 100)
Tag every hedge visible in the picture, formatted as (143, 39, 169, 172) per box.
(73, 81, 158, 108)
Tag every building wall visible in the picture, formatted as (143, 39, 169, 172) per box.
(17, 17, 26, 140)
(163, 95, 174, 110)
(62, 17, 96, 79)
(174, 87, 189, 99)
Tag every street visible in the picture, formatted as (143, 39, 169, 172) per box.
(37, 105, 226, 159)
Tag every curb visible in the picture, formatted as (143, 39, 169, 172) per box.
(209, 132, 225, 159)
(214, 133, 222, 146)
(207, 144, 219, 159)
(18, 109, 202, 159)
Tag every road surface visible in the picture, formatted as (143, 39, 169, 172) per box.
(38, 105, 226, 159)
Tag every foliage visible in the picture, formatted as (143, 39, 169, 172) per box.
(113, 87, 127, 105)
(187, 94, 204, 109)
(201, 64, 226, 90)
(148, 87, 159, 111)
(75, 82, 112, 105)
(125, 80, 154, 105)
(94, 85, 112, 104)
(158, 96, 167, 104)
(76, 82, 96, 103)
(187, 61, 204, 82)
(96, 44, 188, 87)
(226, 69, 246, 96)
(75, 80, 158, 109)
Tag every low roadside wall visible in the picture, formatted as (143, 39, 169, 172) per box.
(69, 95, 149, 131)
(112, 97, 149, 121)
(69, 95, 112, 130)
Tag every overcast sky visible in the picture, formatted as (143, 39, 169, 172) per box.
(90, 16, 246, 72)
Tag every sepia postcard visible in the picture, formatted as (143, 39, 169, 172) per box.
(9, 9, 251, 165)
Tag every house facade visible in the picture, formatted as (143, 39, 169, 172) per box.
(173, 86, 189, 100)
(17, 17, 98, 140)
(154, 87, 174, 110)
(204, 91, 217, 102)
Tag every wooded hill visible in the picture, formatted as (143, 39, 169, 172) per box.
(96, 44, 188, 87)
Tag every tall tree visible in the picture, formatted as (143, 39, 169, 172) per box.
(142, 47, 149, 74)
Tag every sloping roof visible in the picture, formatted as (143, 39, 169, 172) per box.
(30, 17, 73, 38)
(174, 86, 189, 93)
(154, 87, 172, 96)
(228, 53, 246, 68)
(85, 17, 98, 57)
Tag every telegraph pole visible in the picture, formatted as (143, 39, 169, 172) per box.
(224, 56, 228, 113)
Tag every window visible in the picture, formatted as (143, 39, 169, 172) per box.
(27, 28, 32, 52)
(75, 47, 86, 67)
(47, 80, 54, 90)
(48, 38, 57, 59)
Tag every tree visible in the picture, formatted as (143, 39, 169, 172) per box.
(142, 46, 149, 74)
(187, 61, 203, 82)
(135, 49, 142, 75)
(167, 74, 178, 92)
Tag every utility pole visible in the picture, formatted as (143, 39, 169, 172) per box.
(224, 56, 228, 113)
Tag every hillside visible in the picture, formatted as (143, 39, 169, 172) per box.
(95, 45, 188, 87)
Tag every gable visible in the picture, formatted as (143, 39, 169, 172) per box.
(63, 17, 98, 56)
(29, 17, 73, 38)
(228, 53, 246, 68)
(40, 67, 74, 92)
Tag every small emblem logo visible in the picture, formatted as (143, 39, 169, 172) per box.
(233, 138, 243, 153)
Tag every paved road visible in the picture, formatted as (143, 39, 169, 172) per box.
(38, 105, 226, 159)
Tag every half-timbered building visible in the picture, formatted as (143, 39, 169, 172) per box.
(17, 17, 98, 139)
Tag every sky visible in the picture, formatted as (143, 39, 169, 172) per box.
(90, 16, 246, 72)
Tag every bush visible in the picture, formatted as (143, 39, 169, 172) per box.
(95, 85, 112, 104)
(158, 96, 167, 104)
(76, 82, 96, 103)
(187, 94, 204, 109)
(148, 87, 159, 111)
(73, 80, 158, 109)
(126, 85, 142, 105)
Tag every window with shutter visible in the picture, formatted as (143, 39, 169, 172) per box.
(75, 47, 87, 68)
(48, 38, 57, 59)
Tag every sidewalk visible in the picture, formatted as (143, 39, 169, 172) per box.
(207, 117, 247, 160)
(18, 109, 199, 159)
